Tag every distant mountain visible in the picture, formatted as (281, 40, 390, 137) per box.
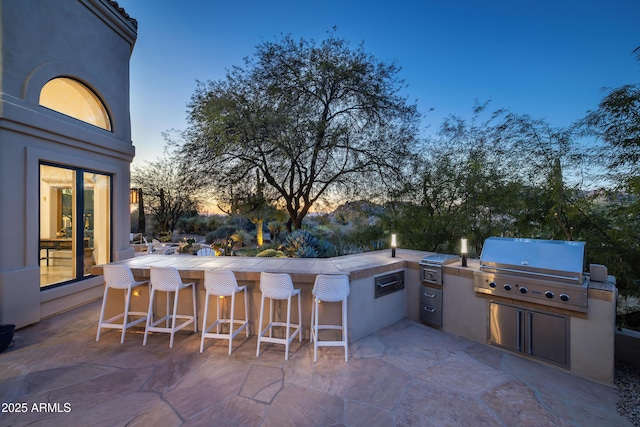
(333, 200, 386, 218)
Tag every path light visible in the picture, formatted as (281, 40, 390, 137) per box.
(461, 238, 468, 267)
(391, 233, 397, 258)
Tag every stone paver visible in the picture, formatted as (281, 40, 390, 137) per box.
(0, 300, 632, 426)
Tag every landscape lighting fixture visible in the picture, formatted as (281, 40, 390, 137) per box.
(391, 233, 397, 258)
(461, 238, 468, 267)
(129, 188, 139, 205)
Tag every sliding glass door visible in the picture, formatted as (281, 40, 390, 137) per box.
(39, 164, 111, 288)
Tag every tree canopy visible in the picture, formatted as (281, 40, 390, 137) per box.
(131, 152, 206, 236)
(580, 47, 640, 186)
(181, 32, 421, 230)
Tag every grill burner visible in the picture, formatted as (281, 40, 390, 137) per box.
(474, 237, 588, 313)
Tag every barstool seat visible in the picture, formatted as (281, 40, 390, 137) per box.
(143, 266, 197, 348)
(96, 264, 148, 343)
(256, 272, 301, 361)
(200, 269, 249, 354)
(310, 274, 350, 362)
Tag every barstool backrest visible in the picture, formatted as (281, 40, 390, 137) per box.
(150, 266, 183, 292)
(197, 248, 215, 256)
(204, 269, 239, 296)
(312, 274, 350, 302)
(260, 272, 294, 299)
(103, 264, 136, 289)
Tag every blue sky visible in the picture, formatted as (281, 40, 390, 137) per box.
(117, 0, 640, 166)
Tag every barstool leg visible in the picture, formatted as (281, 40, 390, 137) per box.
(228, 292, 236, 355)
(244, 287, 250, 336)
(96, 285, 109, 342)
(343, 298, 349, 362)
(143, 288, 155, 346)
(121, 287, 132, 344)
(297, 291, 302, 342)
(216, 295, 221, 334)
(169, 289, 180, 348)
(285, 295, 292, 361)
(310, 296, 315, 344)
(192, 283, 197, 332)
(268, 298, 273, 338)
(200, 290, 210, 353)
(256, 293, 265, 357)
(313, 297, 319, 363)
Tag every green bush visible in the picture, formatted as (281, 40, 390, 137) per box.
(231, 228, 253, 247)
(205, 226, 237, 244)
(177, 215, 223, 235)
(256, 248, 287, 258)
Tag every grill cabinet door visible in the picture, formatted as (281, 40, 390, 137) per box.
(527, 310, 567, 366)
(489, 303, 523, 352)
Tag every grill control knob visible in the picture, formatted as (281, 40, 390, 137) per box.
(504, 284, 512, 291)
(560, 293, 570, 302)
(489, 282, 496, 288)
(519, 287, 528, 294)
(545, 291, 555, 299)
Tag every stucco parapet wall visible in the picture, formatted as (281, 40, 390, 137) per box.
(85, 0, 138, 47)
(91, 249, 433, 282)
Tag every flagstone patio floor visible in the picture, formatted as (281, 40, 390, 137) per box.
(0, 300, 632, 426)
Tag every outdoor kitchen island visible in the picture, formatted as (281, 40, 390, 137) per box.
(91, 247, 617, 385)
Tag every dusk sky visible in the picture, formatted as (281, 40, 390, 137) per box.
(116, 0, 640, 166)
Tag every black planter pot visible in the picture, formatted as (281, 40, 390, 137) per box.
(0, 324, 15, 353)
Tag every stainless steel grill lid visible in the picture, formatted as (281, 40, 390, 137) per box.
(479, 237, 586, 283)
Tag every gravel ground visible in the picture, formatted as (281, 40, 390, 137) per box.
(616, 361, 640, 426)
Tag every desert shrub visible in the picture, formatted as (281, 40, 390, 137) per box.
(316, 239, 337, 257)
(256, 248, 287, 258)
(177, 215, 223, 235)
(267, 220, 283, 241)
(282, 229, 339, 258)
(157, 231, 173, 242)
(205, 225, 237, 243)
(283, 229, 318, 257)
(231, 228, 253, 247)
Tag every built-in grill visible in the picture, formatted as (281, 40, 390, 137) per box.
(474, 237, 588, 313)
(419, 253, 459, 327)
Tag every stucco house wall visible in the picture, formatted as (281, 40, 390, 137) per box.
(0, 0, 137, 328)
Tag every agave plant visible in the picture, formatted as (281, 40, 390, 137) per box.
(293, 246, 319, 258)
(283, 229, 319, 258)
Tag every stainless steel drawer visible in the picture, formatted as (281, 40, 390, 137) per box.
(420, 286, 442, 327)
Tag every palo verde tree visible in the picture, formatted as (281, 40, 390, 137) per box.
(182, 31, 421, 231)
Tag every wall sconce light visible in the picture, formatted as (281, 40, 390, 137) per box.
(391, 233, 397, 258)
(130, 188, 139, 205)
(461, 238, 468, 267)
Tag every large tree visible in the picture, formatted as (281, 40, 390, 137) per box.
(580, 47, 640, 187)
(131, 152, 206, 236)
(182, 32, 421, 230)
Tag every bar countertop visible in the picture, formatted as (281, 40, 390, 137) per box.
(90, 249, 436, 282)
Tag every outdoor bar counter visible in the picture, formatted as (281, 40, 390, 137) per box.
(90, 249, 430, 345)
(90, 249, 617, 385)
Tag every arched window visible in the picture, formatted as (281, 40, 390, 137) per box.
(39, 77, 111, 131)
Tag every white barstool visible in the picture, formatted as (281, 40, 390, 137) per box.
(197, 247, 215, 256)
(310, 274, 350, 362)
(200, 269, 249, 354)
(256, 272, 302, 361)
(96, 264, 148, 343)
(143, 266, 197, 348)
